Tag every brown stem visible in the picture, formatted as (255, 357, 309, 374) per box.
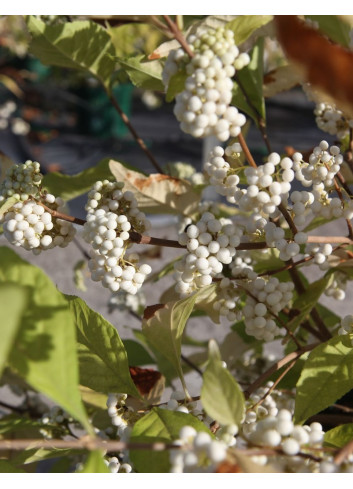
(238, 133, 257, 168)
(181, 354, 203, 377)
(333, 440, 353, 465)
(278, 203, 298, 236)
(108, 94, 164, 174)
(326, 164, 353, 239)
(249, 360, 296, 410)
(0, 436, 177, 452)
(336, 171, 353, 198)
(162, 15, 194, 58)
(243, 342, 319, 399)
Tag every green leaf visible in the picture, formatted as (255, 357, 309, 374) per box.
(73, 260, 87, 292)
(67, 295, 139, 397)
(0, 196, 19, 218)
(0, 247, 91, 433)
(294, 335, 353, 424)
(324, 423, 353, 448)
(306, 15, 351, 48)
(166, 70, 188, 102)
(232, 37, 265, 123)
(117, 55, 164, 91)
(130, 407, 211, 473)
(0, 283, 28, 377)
(287, 276, 333, 333)
(27, 17, 115, 89)
(79, 451, 110, 473)
(142, 285, 216, 394)
(124, 339, 155, 366)
(42, 158, 113, 201)
(201, 340, 245, 426)
(0, 460, 25, 473)
(226, 15, 273, 45)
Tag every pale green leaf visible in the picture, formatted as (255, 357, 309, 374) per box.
(232, 37, 265, 123)
(226, 15, 273, 45)
(287, 275, 333, 333)
(306, 15, 351, 48)
(263, 64, 303, 98)
(166, 70, 188, 102)
(73, 260, 87, 292)
(79, 451, 110, 473)
(0, 196, 19, 218)
(294, 335, 353, 424)
(130, 407, 211, 473)
(0, 247, 91, 433)
(117, 55, 164, 91)
(201, 340, 245, 426)
(0, 283, 28, 377)
(325, 423, 353, 448)
(42, 158, 113, 201)
(109, 160, 201, 216)
(27, 17, 115, 89)
(67, 295, 139, 397)
(142, 285, 216, 393)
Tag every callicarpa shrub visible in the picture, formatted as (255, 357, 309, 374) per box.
(1, 14, 353, 474)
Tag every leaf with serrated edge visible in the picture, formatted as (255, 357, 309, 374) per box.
(294, 335, 353, 424)
(27, 17, 115, 89)
(42, 158, 113, 201)
(130, 407, 212, 473)
(67, 295, 139, 397)
(226, 15, 272, 45)
(117, 55, 164, 91)
(142, 285, 216, 393)
(109, 160, 200, 216)
(201, 340, 245, 426)
(0, 247, 91, 434)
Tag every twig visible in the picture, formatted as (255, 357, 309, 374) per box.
(0, 400, 25, 413)
(334, 439, 353, 465)
(238, 133, 257, 168)
(243, 342, 319, 399)
(249, 360, 296, 411)
(0, 437, 177, 452)
(108, 94, 164, 174)
(162, 15, 194, 58)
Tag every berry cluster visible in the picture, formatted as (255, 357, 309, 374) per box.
(163, 27, 249, 141)
(170, 426, 228, 473)
(314, 102, 353, 140)
(3, 195, 75, 254)
(83, 180, 152, 294)
(242, 277, 294, 341)
(175, 212, 243, 296)
(0, 160, 42, 202)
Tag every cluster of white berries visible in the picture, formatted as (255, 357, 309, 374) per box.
(242, 277, 294, 341)
(324, 271, 348, 301)
(1, 161, 76, 254)
(170, 426, 228, 473)
(314, 102, 353, 140)
(0, 100, 30, 135)
(83, 180, 152, 294)
(159, 391, 203, 418)
(163, 161, 205, 186)
(41, 405, 72, 427)
(105, 457, 132, 473)
(0, 160, 42, 201)
(163, 27, 249, 141)
(292, 141, 343, 189)
(248, 410, 324, 456)
(175, 212, 243, 296)
(3, 195, 76, 254)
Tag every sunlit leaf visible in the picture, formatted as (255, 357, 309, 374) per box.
(0, 247, 91, 433)
(325, 423, 353, 448)
(27, 17, 115, 89)
(117, 55, 164, 91)
(201, 340, 245, 426)
(294, 335, 353, 424)
(67, 295, 139, 398)
(226, 15, 272, 45)
(79, 451, 110, 473)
